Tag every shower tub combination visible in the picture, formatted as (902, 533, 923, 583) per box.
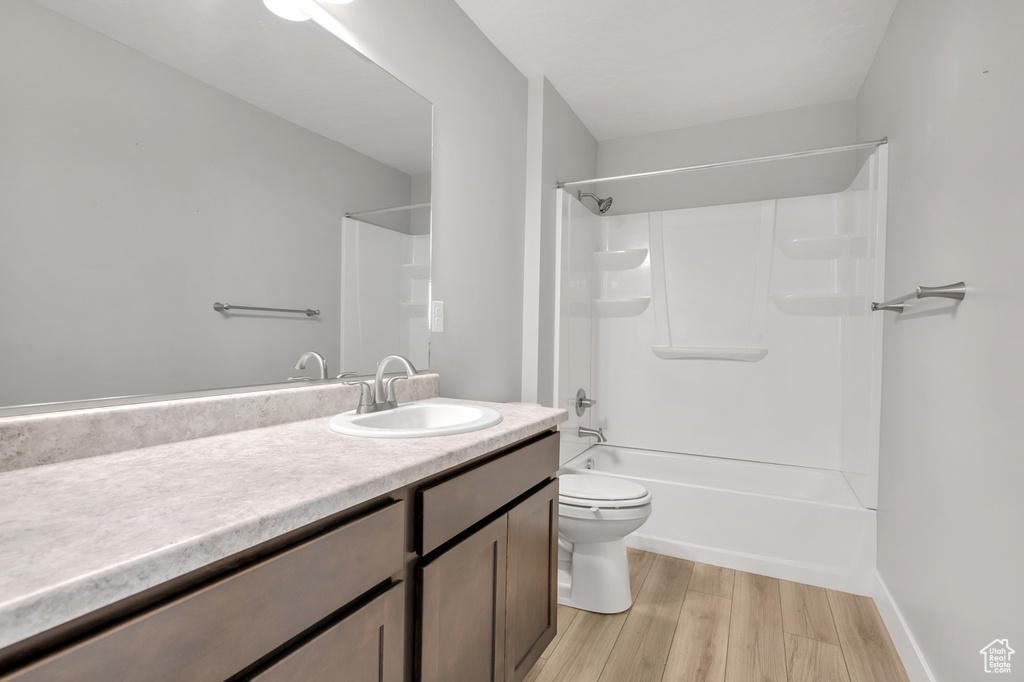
(553, 144, 889, 596)
(561, 445, 876, 594)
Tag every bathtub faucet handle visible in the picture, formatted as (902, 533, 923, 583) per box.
(574, 388, 597, 416)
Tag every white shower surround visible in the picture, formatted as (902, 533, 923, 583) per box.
(554, 148, 886, 591)
(340, 218, 431, 374)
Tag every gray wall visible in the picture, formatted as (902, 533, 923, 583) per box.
(523, 76, 598, 405)
(596, 101, 860, 214)
(0, 0, 412, 406)
(857, 0, 1024, 679)
(325, 0, 529, 402)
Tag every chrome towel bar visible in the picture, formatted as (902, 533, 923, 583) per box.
(871, 282, 966, 313)
(214, 302, 320, 317)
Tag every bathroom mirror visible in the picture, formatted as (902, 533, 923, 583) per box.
(0, 0, 433, 412)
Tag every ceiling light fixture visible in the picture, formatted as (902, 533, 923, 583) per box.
(262, 0, 365, 58)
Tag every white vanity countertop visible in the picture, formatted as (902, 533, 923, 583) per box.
(0, 398, 567, 650)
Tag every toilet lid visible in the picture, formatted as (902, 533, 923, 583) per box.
(559, 474, 650, 508)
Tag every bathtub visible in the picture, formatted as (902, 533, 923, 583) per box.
(560, 445, 876, 595)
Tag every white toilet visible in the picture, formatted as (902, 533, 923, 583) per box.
(557, 473, 653, 613)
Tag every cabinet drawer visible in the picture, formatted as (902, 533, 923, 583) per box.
(4, 501, 405, 682)
(252, 582, 405, 682)
(418, 432, 557, 555)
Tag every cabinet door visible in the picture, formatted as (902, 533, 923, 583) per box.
(419, 515, 508, 682)
(504, 479, 558, 682)
(251, 582, 405, 682)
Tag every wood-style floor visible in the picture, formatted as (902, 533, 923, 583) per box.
(526, 549, 910, 682)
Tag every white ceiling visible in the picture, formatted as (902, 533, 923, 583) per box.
(454, 0, 899, 141)
(29, 0, 433, 175)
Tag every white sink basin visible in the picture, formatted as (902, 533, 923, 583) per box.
(328, 402, 503, 438)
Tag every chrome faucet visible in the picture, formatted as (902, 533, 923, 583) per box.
(374, 355, 419, 407)
(578, 426, 607, 443)
(345, 354, 419, 414)
(292, 351, 328, 380)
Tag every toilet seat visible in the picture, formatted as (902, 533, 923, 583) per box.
(559, 474, 652, 509)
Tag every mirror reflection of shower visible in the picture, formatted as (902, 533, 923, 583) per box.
(577, 190, 613, 214)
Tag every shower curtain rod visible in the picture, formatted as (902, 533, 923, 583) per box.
(345, 202, 430, 218)
(556, 138, 887, 188)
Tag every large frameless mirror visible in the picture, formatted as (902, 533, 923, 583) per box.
(0, 0, 433, 414)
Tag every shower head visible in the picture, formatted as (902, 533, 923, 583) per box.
(577, 191, 613, 214)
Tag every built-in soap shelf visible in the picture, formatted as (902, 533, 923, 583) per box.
(594, 248, 648, 271)
(594, 297, 650, 318)
(403, 263, 430, 280)
(401, 301, 428, 316)
(593, 247, 649, 317)
(651, 346, 768, 361)
(778, 235, 867, 260)
(773, 294, 866, 316)
(402, 262, 429, 316)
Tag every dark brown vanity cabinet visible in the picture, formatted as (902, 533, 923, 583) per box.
(417, 433, 559, 682)
(0, 429, 559, 682)
(0, 501, 407, 682)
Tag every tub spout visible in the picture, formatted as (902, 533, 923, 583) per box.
(578, 426, 606, 443)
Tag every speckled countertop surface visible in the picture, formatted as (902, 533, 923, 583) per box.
(0, 398, 567, 650)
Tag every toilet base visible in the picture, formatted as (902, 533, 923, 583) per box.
(556, 538, 633, 614)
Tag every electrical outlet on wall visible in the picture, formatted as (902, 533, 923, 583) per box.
(431, 301, 444, 332)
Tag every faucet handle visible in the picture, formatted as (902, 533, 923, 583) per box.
(336, 371, 358, 379)
(383, 375, 409, 404)
(573, 389, 597, 416)
(344, 380, 376, 412)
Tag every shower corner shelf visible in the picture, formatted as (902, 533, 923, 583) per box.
(401, 301, 428, 316)
(593, 248, 648, 271)
(651, 346, 768, 362)
(777, 235, 869, 261)
(594, 297, 650, 318)
(772, 293, 866, 317)
(778, 236, 848, 260)
(403, 263, 430, 279)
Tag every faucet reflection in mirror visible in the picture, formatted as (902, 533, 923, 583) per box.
(293, 351, 329, 381)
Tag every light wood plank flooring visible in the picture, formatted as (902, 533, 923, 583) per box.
(526, 549, 909, 682)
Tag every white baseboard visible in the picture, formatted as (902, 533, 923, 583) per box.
(872, 570, 937, 682)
